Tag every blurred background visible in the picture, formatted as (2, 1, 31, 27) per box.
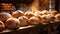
(0, 0, 59, 12)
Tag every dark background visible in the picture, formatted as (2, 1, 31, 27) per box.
(0, 0, 59, 12)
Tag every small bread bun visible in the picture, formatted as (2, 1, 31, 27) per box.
(25, 11, 34, 19)
(0, 12, 12, 21)
(55, 14, 60, 20)
(42, 10, 49, 15)
(28, 16, 40, 25)
(34, 11, 43, 16)
(41, 15, 48, 23)
(51, 10, 57, 16)
(18, 16, 29, 26)
(12, 10, 24, 18)
(34, 15, 42, 23)
(0, 21, 5, 31)
(46, 14, 55, 21)
(5, 18, 20, 30)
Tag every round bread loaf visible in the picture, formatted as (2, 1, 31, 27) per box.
(5, 18, 20, 30)
(55, 14, 60, 20)
(25, 11, 34, 19)
(28, 16, 40, 25)
(18, 16, 29, 26)
(0, 21, 5, 31)
(41, 15, 49, 23)
(51, 10, 57, 16)
(34, 15, 42, 23)
(12, 10, 24, 18)
(42, 10, 49, 15)
(34, 11, 43, 16)
(47, 14, 55, 21)
(0, 12, 12, 21)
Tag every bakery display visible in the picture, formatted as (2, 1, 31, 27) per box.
(12, 10, 24, 18)
(0, 10, 59, 26)
(18, 16, 29, 26)
(0, 9, 59, 32)
(0, 0, 59, 34)
(5, 18, 20, 30)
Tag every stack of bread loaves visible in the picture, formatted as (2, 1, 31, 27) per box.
(0, 10, 60, 31)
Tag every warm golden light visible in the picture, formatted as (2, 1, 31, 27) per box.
(30, 0, 39, 12)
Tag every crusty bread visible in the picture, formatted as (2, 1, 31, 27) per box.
(41, 15, 49, 23)
(46, 14, 55, 21)
(42, 10, 49, 15)
(0, 12, 12, 21)
(5, 18, 20, 30)
(18, 16, 29, 26)
(51, 10, 57, 16)
(0, 21, 5, 31)
(55, 14, 60, 20)
(28, 16, 40, 25)
(25, 11, 34, 19)
(12, 10, 24, 18)
(34, 11, 43, 16)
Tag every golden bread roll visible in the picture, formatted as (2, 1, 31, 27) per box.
(51, 10, 57, 16)
(12, 10, 24, 18)
(42, 10, 49, 15)
(0, 21, 5, 31)
(34, 11, 43, 16)
(5, 18, 20, 30)
(41, 15, 48, 23)
(34, 15, 42, 23)
(25, 11, 34, 19)
(18, 16, 29, 26)
(28, 16, 40, 25)
(0, 12, 12, 21)
(55, 14, 60, 20)
(46, 14, 55, 22)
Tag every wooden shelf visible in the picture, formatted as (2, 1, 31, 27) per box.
(0, 22, 59, 34)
